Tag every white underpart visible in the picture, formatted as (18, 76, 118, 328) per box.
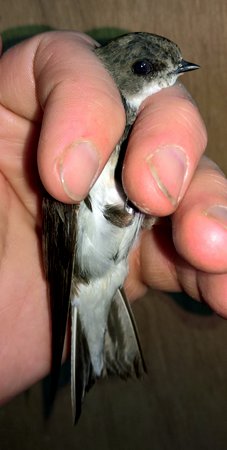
(126, 74, 178, 111)
(71, 73, 178, 375)
(72, 150, 143, 375)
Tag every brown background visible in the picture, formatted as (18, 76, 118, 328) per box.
(1, 1, 227, 449)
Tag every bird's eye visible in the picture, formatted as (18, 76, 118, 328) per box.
(132, 59, 152, 76)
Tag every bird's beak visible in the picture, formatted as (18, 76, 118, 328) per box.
(175, 60, 200, 74)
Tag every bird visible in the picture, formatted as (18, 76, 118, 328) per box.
(42, 32, 199, 423)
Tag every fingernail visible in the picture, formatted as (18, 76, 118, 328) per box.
(204, 205, 227, 229)
(146, 146, 188, 206)
(59, 141, 100, 201)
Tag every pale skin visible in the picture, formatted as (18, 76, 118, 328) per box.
(0, 31, 227, 403)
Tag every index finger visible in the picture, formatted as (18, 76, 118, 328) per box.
(123, 84, 207, 216)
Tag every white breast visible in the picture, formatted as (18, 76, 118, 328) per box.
(76, 150, 142, 279)
(73, 151, 143, 374)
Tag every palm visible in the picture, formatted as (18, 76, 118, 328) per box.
(0, 112, 51, 403)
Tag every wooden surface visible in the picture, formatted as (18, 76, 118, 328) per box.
(1, 1, 227, 449)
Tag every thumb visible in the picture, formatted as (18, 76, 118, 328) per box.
(0, 31, 125, 202)
(35, 32, 125, 202)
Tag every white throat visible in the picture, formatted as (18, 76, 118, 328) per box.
(126, 75, 178, 112)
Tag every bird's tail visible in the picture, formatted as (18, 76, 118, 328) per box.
(71, 287, 146, 423)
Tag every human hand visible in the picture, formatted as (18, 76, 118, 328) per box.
(0, 31, 224, 403)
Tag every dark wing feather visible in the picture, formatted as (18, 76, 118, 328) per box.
(103, 288, 146, 378)
(42, 194, 78, 403)
(71, 306, 95, 424)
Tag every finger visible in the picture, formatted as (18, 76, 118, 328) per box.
(125, 223, 181, 302)
(126, 156, 227, 303)
(197, 272, 227, 317)
(122, 84, 207, 216)
(173, 259, 227, 317)
(0, 31, 125, 202)
(173, 156, 227, 272)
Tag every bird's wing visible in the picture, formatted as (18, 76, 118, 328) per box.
(42, 194, 78, 404)
(71, 305, 95, 424)
(103, 287, 146, 378)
